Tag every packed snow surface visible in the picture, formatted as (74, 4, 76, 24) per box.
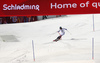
(0, 14, 100, 63)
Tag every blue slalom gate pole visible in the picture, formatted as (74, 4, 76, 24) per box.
(93, 14, 95, 32)
(32, 40, 35, 61)
(92, 38, 94, 60)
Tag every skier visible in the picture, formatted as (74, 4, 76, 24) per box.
(53, 26, 67, 42)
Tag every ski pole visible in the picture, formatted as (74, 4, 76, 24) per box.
(67, 30, 72, 35)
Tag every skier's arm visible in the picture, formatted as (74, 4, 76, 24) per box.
(63, 28, 67, 30)
(64, 28, 71, 34)
(57, 30, 61, 36)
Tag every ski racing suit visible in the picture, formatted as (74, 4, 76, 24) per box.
(57, 28, 67, 39)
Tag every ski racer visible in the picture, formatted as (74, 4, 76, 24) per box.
(54, 26, 67, 41)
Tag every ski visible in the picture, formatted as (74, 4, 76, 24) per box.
(53, 39, 61, 42)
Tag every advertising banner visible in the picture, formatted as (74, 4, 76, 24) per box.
(0, 0, 100, 16)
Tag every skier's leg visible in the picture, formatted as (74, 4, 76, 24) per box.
(60, 33, 65, 39)
(53, 35, 62, 42)
(57, 36, 62, 40)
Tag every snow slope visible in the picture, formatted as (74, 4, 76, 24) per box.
(0, 14, 100, 63)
